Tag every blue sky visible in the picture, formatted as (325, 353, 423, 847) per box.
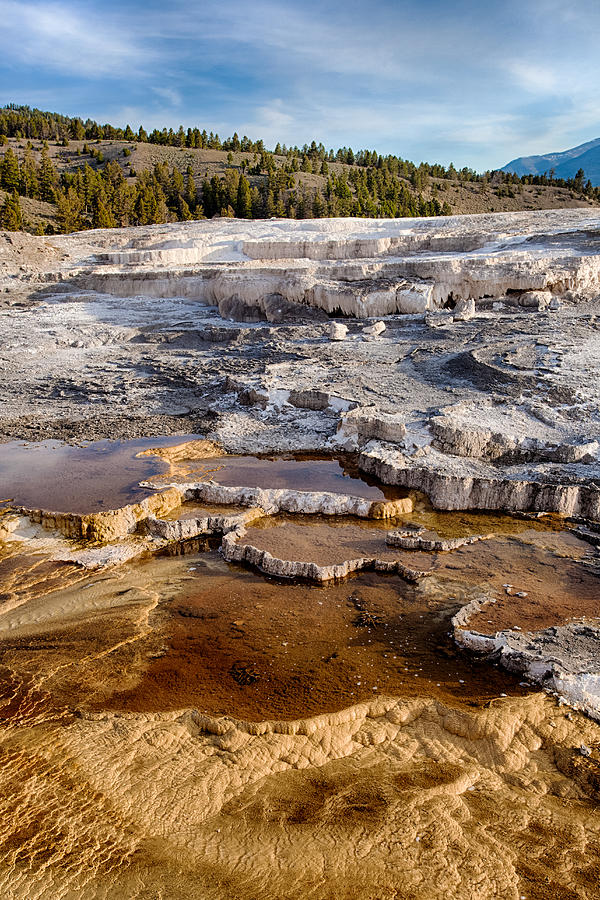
(1, 0, 599, 170)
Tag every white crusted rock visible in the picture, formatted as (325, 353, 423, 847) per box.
(425, 309, 453, 328)
(337, 407, 406, 446)
(453, 297, 475, 321)
(518, 290, 552, 309)
(329, 322, 348, 341)
(362, 320, 386, 338)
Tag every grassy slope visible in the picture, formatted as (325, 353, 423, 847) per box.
(4, 136, 599, 229)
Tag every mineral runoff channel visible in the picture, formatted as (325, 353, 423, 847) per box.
(2, 438, 600, 899)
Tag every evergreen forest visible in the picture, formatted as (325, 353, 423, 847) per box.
(1, 104, 598, 234)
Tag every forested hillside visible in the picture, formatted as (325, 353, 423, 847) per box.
(1, 104, 599, 234)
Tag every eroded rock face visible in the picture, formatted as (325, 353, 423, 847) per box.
(362, 320, 386, 338)
(329, 321, 348, 340)
(359, 442, 600, 519)
(336, 407, 407, 448)
(144, 505, 262, 541)
(221, 523, 430, 583)
(430, 405, 600, 464)
(4, 215, 600, 521)
(386, 528, 492, 551)
(518, 289, 553, 309)
(452, 297, 475, 321)
(21, 486, 186, 542)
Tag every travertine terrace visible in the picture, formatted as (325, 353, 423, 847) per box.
(2, 210, 600, 899)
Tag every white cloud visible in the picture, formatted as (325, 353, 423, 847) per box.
(236, 99, 295, 145)
(152, 86, 182, 107)
(507, 62, 558, 95)
(0, 0, 150, 77)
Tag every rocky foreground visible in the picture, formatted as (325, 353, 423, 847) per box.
(2, 211, 600, 899)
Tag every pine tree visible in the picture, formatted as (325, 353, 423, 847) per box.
(134, 189, 150, 225)
(223, 169, 239, 208)
(0, 190, 23, 230)
(154, 196, 169, 224)
(201, 178, 213, 217)
(185, 166, 197, 209)
(113, 182, 135, 226)
(179, 198, 192, 220)
(171, 166, 184, 198)
(20, 148, 38, 197)
(312, 190, 326, 218)
(265, 189, 276, 217)
(296, 191, 307, 218)
(55, 187, 83, 232)
(39, 148, 57, 202)
(250, 186, 262, 218)
(0, 148, 20, 193)
(236, 173, 252, 218)
(92, 191, 115, 229)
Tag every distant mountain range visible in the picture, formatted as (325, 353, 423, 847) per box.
(502, 138, 600, 186)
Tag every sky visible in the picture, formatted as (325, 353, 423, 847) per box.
(1, 0, 599, 171)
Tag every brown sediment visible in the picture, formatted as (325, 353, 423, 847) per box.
(161, 501, 245, 520)
(449, 530, 600, 634)
(137, 439, 226, 484)
(136, 438, 224, 465)
(405, 494, 567, 538)
(222, 510, 571, 583)
(78, 554, 529, 720)
(1, 503, 600, 900)
(232, 515, 434, 571)
(0, 547, 531, 723)
(1, 507, 596, 726)
(0, 550, 85, 618)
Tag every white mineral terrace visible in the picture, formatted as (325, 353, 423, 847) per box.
(6, 209, 600, 317)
